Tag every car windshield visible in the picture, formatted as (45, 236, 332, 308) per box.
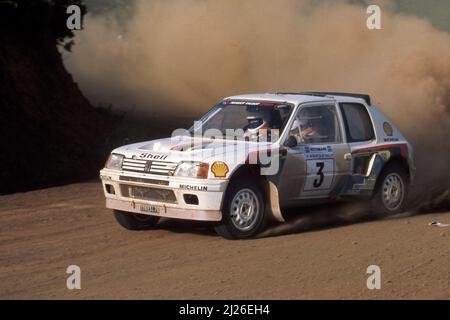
(189, 101, 293, 142)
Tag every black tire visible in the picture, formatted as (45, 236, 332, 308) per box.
(113, 210, 160, 230)
(371, 163, 409, 217)
(214, 179, 266, 239)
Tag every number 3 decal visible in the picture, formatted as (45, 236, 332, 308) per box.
(304, 159, 334, 191)
(313, 162, 325, 188)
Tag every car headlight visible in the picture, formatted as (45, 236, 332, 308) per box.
(174, 162, 209, 179)
(105, 154, 124, 170)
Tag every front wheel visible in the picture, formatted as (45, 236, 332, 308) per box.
(113, 210, 160, 230)
(371, 163, 409, 217)
(214, 179, 266, 239)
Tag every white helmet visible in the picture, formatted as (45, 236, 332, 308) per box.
(245, 116, 268, 136)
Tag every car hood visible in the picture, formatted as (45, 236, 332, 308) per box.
(112, 136, 276, 164)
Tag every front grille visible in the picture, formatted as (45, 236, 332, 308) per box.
(119, 176, 169, 186)
(120, 185, 177, 204)
(122, 158, 177, 176)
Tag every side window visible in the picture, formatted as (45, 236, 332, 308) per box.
(289, 105, 341, 144)
(340, 103, 375, 143)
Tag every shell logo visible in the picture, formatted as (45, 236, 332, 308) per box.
(211, 161, 229, 178)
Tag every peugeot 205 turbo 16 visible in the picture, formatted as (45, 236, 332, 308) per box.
(100, 92, 415, 239)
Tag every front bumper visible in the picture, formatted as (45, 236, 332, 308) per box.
(106, 198, 222, 221)
(100, 168, 227, 222)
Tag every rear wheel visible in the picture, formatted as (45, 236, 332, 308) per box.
(371, 163, 409, 217)
(214, 179, 266, 239)
(113, 210, 160, 230)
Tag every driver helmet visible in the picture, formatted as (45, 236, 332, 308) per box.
(246, 116, 268, 134)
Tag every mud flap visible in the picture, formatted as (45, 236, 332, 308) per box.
(267, 181, 285, 222)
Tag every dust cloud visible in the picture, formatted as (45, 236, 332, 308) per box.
(65, 0, 450, 211)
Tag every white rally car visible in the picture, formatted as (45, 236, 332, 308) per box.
(100, 92, 415, 239)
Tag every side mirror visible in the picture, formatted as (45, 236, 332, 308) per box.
(285, 135, 298, 148)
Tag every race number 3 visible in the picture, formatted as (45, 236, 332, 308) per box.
(313, 162, 325, 187)
(304, 159, 334, 191)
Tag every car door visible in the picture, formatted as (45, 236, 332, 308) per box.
(337, 102, 378, 193)
(278, 102, 351, 204)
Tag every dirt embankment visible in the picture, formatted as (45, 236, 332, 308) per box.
(0, 182, 448, 299)
(0, 2, 115, 195)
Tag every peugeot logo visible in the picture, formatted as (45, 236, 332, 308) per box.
(144, 161, 152, 173)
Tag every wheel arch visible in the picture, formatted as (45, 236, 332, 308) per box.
(378, 155, 411, 183)
(224, 164, 285, 222)
(371, 154, 411, 199)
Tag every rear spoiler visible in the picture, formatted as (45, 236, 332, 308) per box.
(278, 92, 371, 105)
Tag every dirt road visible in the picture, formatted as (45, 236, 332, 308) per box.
(0, 182, 448, 299)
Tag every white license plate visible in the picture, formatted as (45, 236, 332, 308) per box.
(139, 204, 162, 214)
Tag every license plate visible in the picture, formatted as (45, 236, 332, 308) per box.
(139, 204, 162, 214)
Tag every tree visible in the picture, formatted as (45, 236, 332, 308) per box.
(0, 0, 87, 51)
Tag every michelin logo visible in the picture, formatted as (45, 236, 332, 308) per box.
(179, 184, 208, 191)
